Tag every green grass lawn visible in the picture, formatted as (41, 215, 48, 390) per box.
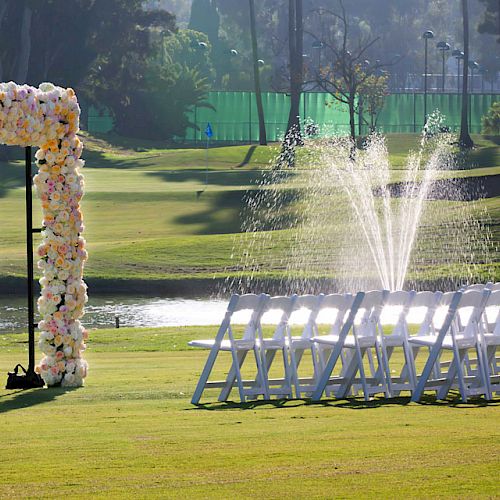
(0, 327, 499, 498)
(0, 133, 498, 290)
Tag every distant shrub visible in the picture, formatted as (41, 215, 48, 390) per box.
(481, 101, 500, 135)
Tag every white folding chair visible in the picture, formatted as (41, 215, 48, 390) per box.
(189, 293, 269, 404)
(312, 291, 390, 401)
(285, 294, 325, 398)
(404, 290, 443, 383)
(478, 290, 500, 398)
(377, 290, 416, 397)
(311, 291, 365, 401)
(255, 295, 298, 399)
(335, 290, 390, 400)
(411, 289, 491, 402)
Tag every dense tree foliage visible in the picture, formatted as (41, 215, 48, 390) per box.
(0, 0, 214, 139)
(478, 0, 500, 41)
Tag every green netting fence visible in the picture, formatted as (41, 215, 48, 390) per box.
(182, 92, 498, 142)
(85, 92, 498, 141)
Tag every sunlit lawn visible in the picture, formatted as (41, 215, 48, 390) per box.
(0, 327, 499, 498)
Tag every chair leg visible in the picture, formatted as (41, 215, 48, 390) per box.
(289, 347, 302, 398)
(335, 349, 359, 399)
(191, 345, 221, 405)
(379, 343, 393, 398)
(282, 348, 293, 398)
(437, 348, 468, 402)
(256, 346, 270, 400)
(230, 348, 246, 402)
(312, 342, 347, 401)
(366, 348, 376, 377)
(218, 351, 247, 402)
(412, 345, 444, 402)
(356, 346, 370, 401)
(403, 340, 418, 392)
(476, 342, 492, 400)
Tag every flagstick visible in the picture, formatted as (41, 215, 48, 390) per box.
(205, 135, 209, 186)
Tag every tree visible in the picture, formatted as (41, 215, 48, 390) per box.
(249, 0, 267, 145)
(312, 2, 389, 142)
(459, 0, 474, 149)
(478, 0, 500, 42)
(286, 0, 303, 137)
(359, 73, 389, 133)
(189, 0, 219, 43)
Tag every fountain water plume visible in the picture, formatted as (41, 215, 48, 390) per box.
(222, 116, 494, 296)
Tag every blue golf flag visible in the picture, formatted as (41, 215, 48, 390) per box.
(204, 122, 213, 138)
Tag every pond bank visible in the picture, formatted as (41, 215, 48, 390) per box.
(0, 275, 491, 298)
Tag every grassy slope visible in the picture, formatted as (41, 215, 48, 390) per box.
(0, 328, 499, 498)
(0, 133, 498, 287)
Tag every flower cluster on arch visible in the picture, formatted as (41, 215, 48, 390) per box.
(0, 81, 88, 387)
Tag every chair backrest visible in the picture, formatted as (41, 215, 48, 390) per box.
(289, 294, 324, 338)
(260, 295, 298, 339)
(316, 293, 353, 336)
(408, 290, 443, 336)
(454, 289, 490, 338)
(431, 291, 455, 330)
(460, 283, 489, 292)
(380, 290, 415, 323)
(483, 290, 500, 335)
(354, 290, 389, 337)
(379, 290, 416, 336)
(223, 293, 269, 341)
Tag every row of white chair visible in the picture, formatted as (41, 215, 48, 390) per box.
(189, 283, 500, 404)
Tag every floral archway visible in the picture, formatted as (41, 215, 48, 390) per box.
(0, 81, 88, 387)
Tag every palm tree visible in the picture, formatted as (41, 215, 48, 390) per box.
(459, 0, 474, 148)
(249, 0, 267, 145)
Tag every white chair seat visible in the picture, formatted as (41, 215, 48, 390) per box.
(312, 334, 376, 348)
(483, 333, 500, 346)
(382, 335, 405, 347)
(409, 334, 476, 349)
(189, 339, 255, 351)
(260, 338, 286, 349)
(289, 336, 312, 348)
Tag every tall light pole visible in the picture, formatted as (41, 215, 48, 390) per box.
(468, 60, 479, 131)
(452, 49, 464, 94)
(312, 40, 324, 77)
(436, 41, 450, 92)
(423, 30, 434, 125)
(469, 60, 479, 93)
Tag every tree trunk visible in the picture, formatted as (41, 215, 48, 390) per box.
(349, 94, 356, 142)
(286, 0, 303, 137)
(459, 0, 474, 149)
(15, 5, 32, 84)
(249, 0, 267, 145)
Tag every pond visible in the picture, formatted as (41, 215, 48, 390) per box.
(0, 296, 228, 334)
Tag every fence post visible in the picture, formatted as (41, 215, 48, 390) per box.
(249, 91, 252, 144)
(413, 93, 417, 133)
(194, 105, 197, 144)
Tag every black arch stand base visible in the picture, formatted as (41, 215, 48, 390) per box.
(5, 146, 44, 389)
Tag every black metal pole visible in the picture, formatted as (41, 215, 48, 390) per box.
(5, 146, 44, 389)
(25, 146, 35, 375)
(457, 59, 461, 94)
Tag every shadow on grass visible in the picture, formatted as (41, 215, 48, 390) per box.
(0, 160, 33, 198)
(189, 392, 499, 411)
(0, 386, 80, 414)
